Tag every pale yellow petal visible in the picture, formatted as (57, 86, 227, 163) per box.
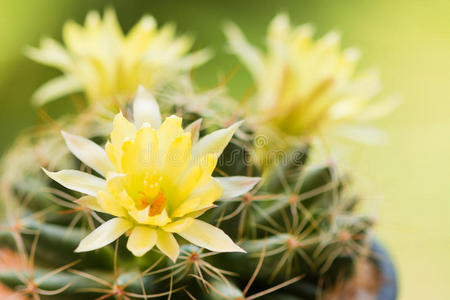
(170, 164, 202, 210)
(133, 86, 161, 129)
(110, 113, 137, 152)
(121, 126, 158, 175)
(25, 38, 72, 69)
(157, 116, 184, 167)
(216, 176, 261, 200)
(129, 207, 171, 226)
(124, 16, 156, 59)
(224, 22, 264, 81)
(62, 20, 85, 55)
(162, 132, 191, 191)
(189, 153, 218, 187)
(43, 169, 105, 196)
(76, 195, 106, 213)
(171, 197, 200, 218)
(97, 190, 127, 217)
(31, 75, 82, 106)
(62, 131, 113, 177)
(105, 142, 120, 171)
(103, 8, 123, 39)
(178, 219, 244, 253)
(162, 218, 194, 233)
(184, 206, 216, 219)
(75, 218, 132, 252)
(127, 226, 157, 257)
(191, 121, 243, 159)
(187, 178, 223, 212)
(106, 176, 136, 211)
(156, 230, 179, 262)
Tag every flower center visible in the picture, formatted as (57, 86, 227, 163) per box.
(137, 172, 166, 216)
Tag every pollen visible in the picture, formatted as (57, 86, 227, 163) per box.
(149, 190, 166, 216)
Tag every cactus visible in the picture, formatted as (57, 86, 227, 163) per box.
(0, 10, 392, 300)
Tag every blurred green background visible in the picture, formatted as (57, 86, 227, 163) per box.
(1, 0, 449, 298)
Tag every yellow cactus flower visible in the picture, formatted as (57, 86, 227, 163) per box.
(225, 14, 396, 146)
(43, 87, 260, 261)
(27, 9, 210, 107)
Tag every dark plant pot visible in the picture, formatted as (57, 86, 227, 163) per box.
(372, 240, 398, 300)
(261, 240, 398, 300)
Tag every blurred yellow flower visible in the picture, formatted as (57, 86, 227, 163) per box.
(27, 9, 210, 107)
(44, 87, 260, 261)
(225, 14, 396, 146)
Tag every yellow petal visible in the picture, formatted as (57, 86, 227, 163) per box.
(178, 219, 245, 253)
(76, 195, 106, 213)
(43, 169, 105, 196)
(171, 197, 200, 218)
(62, 20, 85, 55)
(185, 206, 216, 219)
(110, 113, 137, 153)
(25, 38, 72, 69)
(170, 153, 218, 211)
(187, 178, 223, 211)
(133, 86, 162, 129)
(31, 75, 82, 106)
(156, 230, 179, 262)
(105, 142, 120, 171)
(129, 207, 171, 226)
(170, 164, 202, 210)
(125, 16, 156, 60)
(157, 116, 184, 167)
(216, 176, 261, 200)
(121, 126, 158, 175)
(127, 226, 157, 257)
(191, 121, 243, 159)
(75, 218, 132, 252)
(97, 190, 127, 217)
(162, 132, 191, 190)
(192, 153, 218, 184)
(103, 8, 123, 39)
(162, 218, 194, 233)
(223, 22, 264, 81)
(62, 131, 113, 177)
(105, 177, 136, 211)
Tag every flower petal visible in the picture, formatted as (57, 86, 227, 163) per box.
(75, 218, 132, 252)
(191, 121, 243, 159)
(178, 219, 245, 253)
(162, 217, 194, 233)
(127, 226, 157, 257)
(62, 131, 114, 177)
(121, 126, 158, 175)
(161, 133, 191, 197)
(110, 113, 137, 152)
(224, 22, 264, 82)
(31, 75, 82, 106)
(133, 86, 162, 129)
(129, 207, 171, 226)
(157, 115, 184, 166)
(171, 197, 200, 218)
(76, 195, 106, 213)
(43, 169, 106, 196)
(216, 176, 261, 200)
(97, 190, 127, 217)
(182, 178, 222, 214)
(25, 38, 72, 69)
(156, 230, 179, 262)
(184, 119, 202, 144)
